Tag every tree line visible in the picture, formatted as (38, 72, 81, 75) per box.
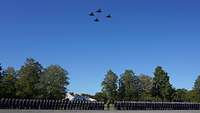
(1, 58, 200, 103)
(0, 58, 69, 99)
(94, 67, 200, 103)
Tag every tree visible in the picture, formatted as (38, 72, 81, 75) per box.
(0, 67, 16, 98)
(172, 89, 189, 102)
(186, 90, 198, 102)
(101, 70, 118, 103)
(0, 63, 2, 78)
(151, 66, 173, 101)
(138, 74, 153, 101)
(36, 65, 69, 99)
(118, 70, 142, 101)
(193, 75, 200, 102)
(139, 74, 153, 93)
(0, 64, 3, 98)
(94, 92, 108, 103)
(15, 58, 43, 98)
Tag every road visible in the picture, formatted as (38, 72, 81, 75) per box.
(0, 110, 200, 113)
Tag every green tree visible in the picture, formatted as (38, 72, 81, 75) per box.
(15, 58, 43, 98)
(101, 70, 118, 104)
(193, 75, 200, 102)
(118, 70, 142, 101)
(151, 66, 173, 101)
(0, 63, 2, 78)
(36, 65, 69, 99)
(0, 67, 16, 98)
(138, 74, 153, 101)
(94, 92, 108, 103)
(0, 64, 3, 98)
(186, 90, 198, 102)
(139, 74, 153, 93)
(172, 89, 189, 102)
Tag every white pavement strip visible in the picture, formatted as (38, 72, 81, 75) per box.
(0, 110, 200, 113)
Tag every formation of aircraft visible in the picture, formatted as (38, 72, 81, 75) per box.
(89, 8, 112, 22)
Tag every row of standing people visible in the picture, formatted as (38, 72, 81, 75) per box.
(0, 98, 104, 110)
(114, 101, 200, 110)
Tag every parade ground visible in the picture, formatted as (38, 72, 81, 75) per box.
(0, 110, 200, 113)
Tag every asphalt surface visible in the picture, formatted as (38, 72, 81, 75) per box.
(0, 110, 200, 113)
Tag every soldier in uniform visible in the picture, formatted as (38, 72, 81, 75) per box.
(7, 98, 11, 109)
(83, 101, 86, 110)
(33, 99, 37, 109)
(57, 100, 61, 110)
(73, 101, 76, 110)
(18, 99, 22, 109)
(60, 100, 64, 110)
(153, 102, 156, 110)
(37, 99, 40, 109)
(64, 100, 68, 110)
(4, 98, 8, 109)
(44, 99, 47, 110)
(48, 100, 51, 110)
(59, 99, 62, 110)
(76, 101, 79, 110)
(21, 99, 25, 109)
(19, 99, 24, 109)
(99, 102, 101, 110)
(0, 98, 4, 109)
(31, 99, 35, 109)
(86, 101, 89, 110)
(80, 100, 83, 110)
(96, 102, 99, 110)
(51, 100, 55, 110)
(68, 101, 72, 110)
(40, 99, 44, 109)
(10, 98, 14, 109)
(73, 100, 76, 110)
(28, 99, 32, 109)
(14, 98, 18, 109)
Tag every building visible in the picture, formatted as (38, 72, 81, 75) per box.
(65, 93, 96, 101)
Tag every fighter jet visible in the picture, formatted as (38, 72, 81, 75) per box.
(89, 12, 95, 16)
(106, 14, 112, 18)
(96, 9, 102, 13)
(88, 8, 112, 22)
(94, 18, 100, 22)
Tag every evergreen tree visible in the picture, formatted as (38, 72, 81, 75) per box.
(0, 67, 16, 98)
(193, 75, 200, 102)
(101, 70, 118, 103)
(119, 70, 142, 101)
(151, 66, 173, 101)
(15, 58, 43, 98)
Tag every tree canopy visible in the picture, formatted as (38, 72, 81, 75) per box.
(0, 58, 69, 99)
(36, 65, 69, 99)
(151, 66, 173, 101)
(118, 70, 142, 101)
(101, 70, 118, 104)
(1, 60, 200, 103)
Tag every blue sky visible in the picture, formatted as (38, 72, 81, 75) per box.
(0, 0, 200, 94)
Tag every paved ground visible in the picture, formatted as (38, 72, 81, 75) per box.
(0, 110, 200, 113)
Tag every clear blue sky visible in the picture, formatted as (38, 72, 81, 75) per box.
(0, 0, 200, 94)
